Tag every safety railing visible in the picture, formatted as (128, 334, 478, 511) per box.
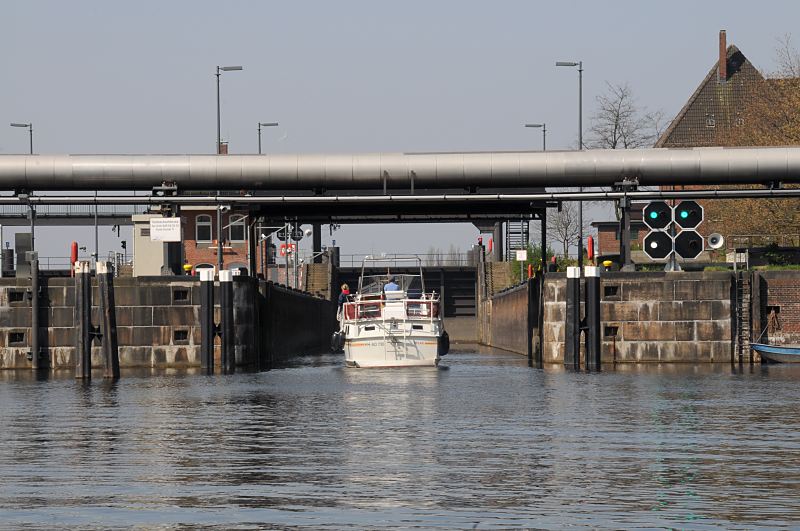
(0, 204, 149, 218)
(728, 234, 800, 249)
(341, 297, 440, 321)
(338, 253, 470, 268)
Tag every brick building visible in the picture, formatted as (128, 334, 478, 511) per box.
(181, 206, 255, 273)
(654, 30, 800, 246)
(595, 30, 800, 258)
(591, 203, 646, 257)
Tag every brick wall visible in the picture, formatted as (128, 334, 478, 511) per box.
(596, 225, 645, 256)
(182, 210, 254, 273)
(755, 271, 800, 344)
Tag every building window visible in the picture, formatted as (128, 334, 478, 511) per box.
(229, 215, 246, 242)
(196, 215, 212, 242)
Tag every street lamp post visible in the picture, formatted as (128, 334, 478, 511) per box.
(215, 65, 243, 274)
(556, 60, 584, 267)
(257, 122, 279, 155)
(524, 123, 547, 151)
(10, 122, 33, 154)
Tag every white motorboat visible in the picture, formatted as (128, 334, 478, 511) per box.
(332, 256, 449, 368)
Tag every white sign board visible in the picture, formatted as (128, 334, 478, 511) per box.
(149, 218, 181, 242)
(515, 249, 528, 261)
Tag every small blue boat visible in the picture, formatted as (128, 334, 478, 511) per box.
(751, 343, 800, 363)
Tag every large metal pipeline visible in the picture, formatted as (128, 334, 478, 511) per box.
(1, 188, 799, 206)
(1, 147, 800, 191)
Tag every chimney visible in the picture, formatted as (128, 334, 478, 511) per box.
(718, 30, 727, 83)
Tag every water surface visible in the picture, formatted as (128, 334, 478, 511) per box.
(1, 350, 799, 529)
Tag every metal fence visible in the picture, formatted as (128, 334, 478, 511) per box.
(337, 253, 471, 268)
(728, 234, 800, 249)
(0, 204, 148, 218)
(10, 252, 131, 272)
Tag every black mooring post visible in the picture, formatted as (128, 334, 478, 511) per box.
(526, 276, 535, 365)
(564, 266, 581, 370)
(536, 273, 545, 368)
(232, 276, 253, 369)
(541, 209, 547, 270)
(97, 262, 120, 379)
(75, 261, 92, 380)
(247, 220, 257, 277)
(584, 265, 601, 371)
(219, 269, 235, 374)
(199, 268, 215, 373)
(30, 257, 40, 370)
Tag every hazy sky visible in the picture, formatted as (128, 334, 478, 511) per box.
(3, 1, 799, 260)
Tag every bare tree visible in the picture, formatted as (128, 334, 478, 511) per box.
(588, 82, 662, 149)
(548, 201, 591, 258)
(774, 33, 800, 78)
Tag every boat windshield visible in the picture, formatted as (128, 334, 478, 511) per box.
(359, 274, 424, 298)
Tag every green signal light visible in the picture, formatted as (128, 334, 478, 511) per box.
(680, 211, 689, 219)
(650, 211, 658, 219)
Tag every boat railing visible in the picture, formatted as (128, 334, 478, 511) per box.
(341, 295, 440, 322)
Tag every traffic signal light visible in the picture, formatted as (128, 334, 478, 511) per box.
(674, 200, 703, 229)
(674, 230, 704, 259)
(643, 201, 672, 230)
(641, 200, 706, 262)
(643, 231, 673, 260)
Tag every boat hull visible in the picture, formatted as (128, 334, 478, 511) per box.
(344, 335, 440, 368)
(751, 343, 800, 363)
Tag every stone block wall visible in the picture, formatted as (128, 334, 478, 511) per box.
(0, 276, 335, 370)
(542, 271, 734, 363)
(0, 277, 205, 370)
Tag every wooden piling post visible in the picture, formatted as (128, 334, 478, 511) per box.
(30, 257, 41, 370)
(97, 262, 120, 379)
(584, 266, 601, 372)
(219, 270, 235, 374)
(199, 268, 216, 373)
(564, 266, 581, 370)
(233, 276, 257, 369)
(75, 261, 92, 379)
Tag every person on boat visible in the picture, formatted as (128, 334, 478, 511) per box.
(337, 283, 350, 318)
(384, 276, 400, 291)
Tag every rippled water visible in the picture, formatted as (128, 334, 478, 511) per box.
(1, 349, 800, 529)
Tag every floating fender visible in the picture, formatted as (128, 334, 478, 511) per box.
(438, 331, 450, 357)
(330, 331, 345, 353)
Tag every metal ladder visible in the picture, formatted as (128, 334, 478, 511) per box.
(505, 221, 530, 260)
(735, 271, 752, 363)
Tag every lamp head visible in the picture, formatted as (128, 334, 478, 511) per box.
(219, 65, 243, 71)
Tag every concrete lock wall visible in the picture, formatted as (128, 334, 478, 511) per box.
(259, 281, 337, 365)
(542, 272, 734, 363)
(0, 276, 334, 370)
(485, 284, 530, 355)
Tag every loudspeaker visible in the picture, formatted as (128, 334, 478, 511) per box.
(707, 233, 725, 250)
